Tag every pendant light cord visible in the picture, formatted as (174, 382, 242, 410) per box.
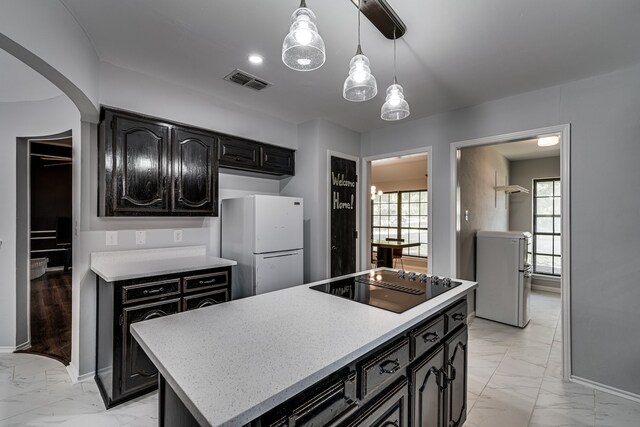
(358, 0, 361, 47)
(393, 28, 398, 84)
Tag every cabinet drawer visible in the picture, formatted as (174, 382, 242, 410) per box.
(342, 378, 409, 427)
(218, 137, 259, 169)
(359, 337, 410, 400)
(288, 371, 357, 427)
(122, 279, 181, 304)
(445, 299, 467, 333)
(182, 288, 229, 311)
(260, 145, 294, 175)
(411, 316, 445, 360)
(183, 271, 229, 293)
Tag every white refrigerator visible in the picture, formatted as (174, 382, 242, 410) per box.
(476, 230, 532, 328)
(221, 195, 304, 299)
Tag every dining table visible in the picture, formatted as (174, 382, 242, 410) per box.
(371, 239, 421, 268)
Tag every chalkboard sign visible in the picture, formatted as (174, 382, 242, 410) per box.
(330, 155, 357, 277)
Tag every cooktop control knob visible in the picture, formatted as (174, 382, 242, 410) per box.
(408, 271, 417, 280)
(442, 277, 452, 287)
(397, 270, 406, 278)
(432, 275, 440, 284)
(419, 273, 429, 283)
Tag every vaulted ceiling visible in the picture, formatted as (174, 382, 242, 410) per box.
(58, 0, 640, 132)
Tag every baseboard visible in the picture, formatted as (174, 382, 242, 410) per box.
(571, 375, 640, 404)
(15, 341, 31, 351)
(66, 363, 95, 384)
(532, 284, 561, 294)
(0, 346, 17, 353)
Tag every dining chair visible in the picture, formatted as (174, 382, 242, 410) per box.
(385, 238, 405, 269)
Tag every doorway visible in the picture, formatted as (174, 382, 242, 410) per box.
(450, 125, 571, 380)
(19, 136, 73, 364)
(362, 148, 432, 274)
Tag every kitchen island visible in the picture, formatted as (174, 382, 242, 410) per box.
(131, 269, 477, 426)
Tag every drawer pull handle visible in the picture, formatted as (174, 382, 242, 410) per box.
(143, 287, 165, 295)
(198, 279, 217, 285)
(379, 358, 401, 375)
(422, 332, 440, 343)
(452, 313, 465, 321)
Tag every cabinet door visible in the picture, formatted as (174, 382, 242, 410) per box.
(218, 136, 259, 169)
(172, 127, 218, 215)
(260, 145, 295, 175)
(410, 347, 444, 427)
(444, 326, 468, 427)
(120, 298, 180, 398)
(343, 378, 409, 427)
(112, 115, 170, 215)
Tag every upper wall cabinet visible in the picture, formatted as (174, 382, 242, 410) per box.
(99, 108, 219, 217)
(218, 136, 295, 177)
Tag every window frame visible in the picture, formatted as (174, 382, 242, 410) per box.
(371, 189, 428, 258)
(532, 177, 561, 276)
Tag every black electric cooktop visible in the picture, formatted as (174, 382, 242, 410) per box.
(310, 270, 463, 314)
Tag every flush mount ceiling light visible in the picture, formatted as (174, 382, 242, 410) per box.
(248, 54, 264, 64)
(381, 31, 410, 121)
(282, 0, 326, 71)
(343, 0, 377, 102)
(538, 135, 560, 147)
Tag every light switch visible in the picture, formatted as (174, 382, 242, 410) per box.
(136, 231, 146, 245)
(174, 230, 183, 242)
(106, 231, 118, 246)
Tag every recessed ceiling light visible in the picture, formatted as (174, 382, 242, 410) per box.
(248, 54, 263, 64)
(537, 135, 560, 147)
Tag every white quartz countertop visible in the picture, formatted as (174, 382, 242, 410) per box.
(131, 269, 477, 427)
(90, 246, 237, 282)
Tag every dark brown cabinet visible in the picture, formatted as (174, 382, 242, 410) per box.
(218, 135, 295, 176)
(171, 126, 218, 215)
(218, 136, 260, 169)
(99, 108, 219, 217)
(260, 144, 295, 175)
(96, 266, 232, 408)
(444, 326, 468, 427)
(110, 114, 171, 215)
(410, 347, 444, 427)
(342, 378, 409, 427)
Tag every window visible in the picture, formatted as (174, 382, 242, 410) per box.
(372, 190, 428, 257)
(532, 178, 561, 275)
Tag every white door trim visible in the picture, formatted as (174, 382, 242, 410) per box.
(360, 147, 433, 273)
(449, 124, 571, 381)
(326, 150, 361, 278)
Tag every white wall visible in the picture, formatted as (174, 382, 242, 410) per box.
(0, 0, 99, 117)
(281, 119, 360, 283)
(0, 96, 80, 351)
(362, 63, 640, 396)
(457, 145, 510, 281)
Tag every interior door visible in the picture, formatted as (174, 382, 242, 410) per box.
(330, 155, 357, 278)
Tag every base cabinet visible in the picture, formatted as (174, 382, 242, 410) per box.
(158, 296, 470, 427)
(96, 266, 231, 408)
(444, 327, 468, 427)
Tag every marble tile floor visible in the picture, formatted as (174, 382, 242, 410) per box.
(466, 290, 640, 427)
(1, 291, 639, 426)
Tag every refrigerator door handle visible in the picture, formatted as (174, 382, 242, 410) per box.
(262, 251, 300, 260)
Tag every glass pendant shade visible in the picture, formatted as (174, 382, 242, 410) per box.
(381, 82, 410, 121)
(343, 51, 378, 101)
(282, 4, 326, 71)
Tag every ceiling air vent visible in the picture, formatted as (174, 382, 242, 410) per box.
(224, 69, 271, 91)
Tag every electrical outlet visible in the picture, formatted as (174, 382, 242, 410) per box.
(135, 231, 146, 245)
(106, 231, 118, 246)
(174, 230, 183, 243)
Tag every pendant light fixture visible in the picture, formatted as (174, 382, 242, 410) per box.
(343, 0, 377, 102)
(282, 0, 326, 71)
(381, 30, 410, 121)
